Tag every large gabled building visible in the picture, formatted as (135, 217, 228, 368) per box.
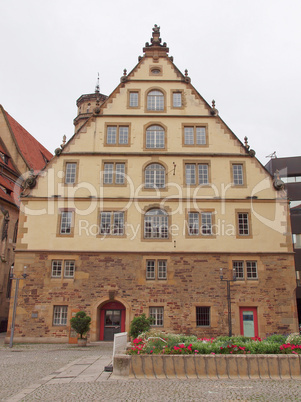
(0, 105, 52, 331)
(6, 26, 298, 343)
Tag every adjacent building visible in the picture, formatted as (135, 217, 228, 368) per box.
(265, 156, 301, 326)
(0, 105, 52, 331)
(6, 26, 298, 343)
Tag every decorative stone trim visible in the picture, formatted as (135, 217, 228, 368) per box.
(113, 354, 301, 379)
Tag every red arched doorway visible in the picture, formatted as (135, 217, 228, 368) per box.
(100, 301, 126, 341)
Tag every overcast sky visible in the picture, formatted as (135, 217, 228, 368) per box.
(1, 0, 300, 165)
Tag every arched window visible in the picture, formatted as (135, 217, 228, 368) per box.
(147, 90, 164, 111)
(146, 125, 165, 149)
(144, 209, 168, 239)
(145, 163, 165, 188)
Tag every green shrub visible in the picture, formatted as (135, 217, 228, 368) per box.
(265, 334, 287, 344)
(129, 314, 154, 339)
(70, 311, 91, 339)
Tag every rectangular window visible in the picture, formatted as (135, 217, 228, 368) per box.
(103, 162, 125, 185)
(246, 261, 258, 279)
(149, 307, 164, 326)
(65, 162, 77, 184)
(238, 213, 249, 236)
(185, 163, 209, 185)
(146, 260, 155, 279)
(188, 212, 199, 235)
(60, 211, 73, 235)
(184, 126, 206, 145)
(100, 211, 124, 236)
(52, 260, 62, 277)
(129, 92, 139, 107)
(201, 212, 212, 235)
(157, 260, 167, 279)
(106, 126, 129, 145)
(53, 306, 68, 325)
(232, 164, 244, 185)
(233, 261, 244, 279)
(173, 92, 182, 108)
(64, 260, 75, 278)
(196, 306, 210, 326)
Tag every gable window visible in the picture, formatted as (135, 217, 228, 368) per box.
(106, 125, 129, 145)
(172, 92, 182, 108)
(201, 212, 212, 235)
(65, 162, 77, 184)
(147, 90, 164, 111)
(145, 163, 165, 188)
(232, 163, 244, 185)
(146, 125, 165, 149)
(185, 163, 209, 185)
(149, 307, 164, 326)
(144, 209, 168, 239)
(129, 91, 139, 107)
(100, 211, 124, 236)
(146, 259, 167, 280)
(196, 306, 210, 327)
(237, 212, 249, 236)
(103, 162, 125, 185)
(188, 212, 199, 235)
(184, 126, 207, 146)
(53, 306, 68, 326)
(59, 211, 73, 235)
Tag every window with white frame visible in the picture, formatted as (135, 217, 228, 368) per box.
(64, 261, 75, 278)
(246, 261, 258, 279)
(233, 261, 244, 279)
(106, 125, 129, 145)
(201, 212, 212, 235)
(65, 162, 77, 184)
(146, 260, 167, 280)
(237, 212, 249, 236)
(184, 126, 206, 145)
(185, 163, 209, 185)
(232, 164, 244, 185)
(144, 209, 168, 239)
(232, 260, 258, 280)
(100, 212, 124, 236)
(53, 306, 68, 325)
(196, 306, 210, 326)
(145, 163, 165, 188)
(188, 212, 199, 235)
(146, 125, 165, 149)
(52, 260, 62, 277)
(147, 90, 164, 111)
(149, 307, 164, 326)
(129, 91, 139, 107)
(103, 162, 125, 185)
(172, 92, 182, 108)
(60, 211, 73, 235)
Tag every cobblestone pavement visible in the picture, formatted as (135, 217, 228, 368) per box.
(1, 334, 301, 401)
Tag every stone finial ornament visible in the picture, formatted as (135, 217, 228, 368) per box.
(244, 136, 250, 150)
(143, 25, 169, 57)
(121, 68, 128, 83)
(273, 170, 285, 191)
(210, 99, 219, 116)
(95, 73, 100, 93)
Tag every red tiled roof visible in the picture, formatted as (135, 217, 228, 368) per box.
(4, 110, 52, 171)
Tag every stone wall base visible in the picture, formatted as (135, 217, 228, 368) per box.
(113, 354, 301, 379)
(4, 336, 69, 344)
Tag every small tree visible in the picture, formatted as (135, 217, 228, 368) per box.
(129, 313, 154, 339)
(70, 311, 91, 339)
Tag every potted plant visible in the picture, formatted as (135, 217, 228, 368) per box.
(70, 311, 91, 346)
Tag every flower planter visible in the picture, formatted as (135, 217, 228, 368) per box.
(113, 353, 301, 379)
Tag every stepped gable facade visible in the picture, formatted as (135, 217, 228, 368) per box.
(6, 26, 298, 343)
